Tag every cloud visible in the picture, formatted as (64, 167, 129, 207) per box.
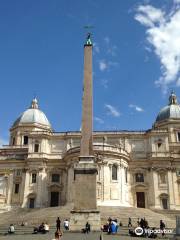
(99, 60, 108, 71)
(99, 59, 118, 72)
(135, 5, 164, 27)
(135, 3, 180, 93)
(107, 45, 118, 57)
(0, 137, 8, 147)
(93, 42, 100, 54)
(129, 104, 144, 112)
(105, 104, 121, 117)
(174, 0, 180, 3)
(101, 79, 109, 88)
(104, 37, 110, 44)
(104, 37, 118, 56)
(94, 117, 104, 124)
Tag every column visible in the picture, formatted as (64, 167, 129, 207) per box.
(151, 170, 160, 209)
(19, 170, 26, 206)
(7, 172, 13, 206)
(22, 170, 30, 208)
(168, 170, 175, 209)
(122, 165, 126, 204)
(36, 168, 45, 208)
(173, 172, 180, 207)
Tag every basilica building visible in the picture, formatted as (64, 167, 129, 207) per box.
(0, 91, 180, 211)
(1, 32, 180, 213)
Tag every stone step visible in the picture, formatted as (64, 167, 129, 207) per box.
(0, 205, 177, 229)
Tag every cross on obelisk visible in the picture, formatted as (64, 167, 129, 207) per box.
(70, 32, 100, 231)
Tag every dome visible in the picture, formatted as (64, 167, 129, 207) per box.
(12, 98, 51, 129)
(156, 92, 180, 122)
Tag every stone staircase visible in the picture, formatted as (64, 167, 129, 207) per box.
(153, 209, 180, 220)
(99, 206, 176, 228)
(0, 205, 71, 226)
(0, 205, 177, 229)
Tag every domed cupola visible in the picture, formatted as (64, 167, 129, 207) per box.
(11, 98, 52, 130)
(155, 91, 180, 124)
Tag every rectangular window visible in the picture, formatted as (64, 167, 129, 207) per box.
(16, 170, 21, 176)
(112, 165, 118, 180)
(159, 172, 166, 184)
(34, 144, 39, 153)
(52, 174, 60, 183)
(12, 137, 15, 146)
(32, 173, 37, 183)
(29, 198, 35, 208)
(98, 168, 101, 181)
(125, 168, 128, 183)
(177, 170, 180, 176)
(14, 184, 19, 194)
(178, 132, 180, 142)
(23, 136, 28, 145)
(135, 173, 144, 182)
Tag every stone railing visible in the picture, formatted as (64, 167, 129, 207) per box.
(66, 144, 129, 158)
(147, 152, 170, 158)
(0, 154, 27, 160)
(1, 145, 28, 149)
(27, 152, 63, 160)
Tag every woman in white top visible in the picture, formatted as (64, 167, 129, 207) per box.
(63, 219, 69, 230)
(44, 223, 49, 233)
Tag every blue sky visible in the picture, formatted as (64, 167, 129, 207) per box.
(0, 0, 180, 144)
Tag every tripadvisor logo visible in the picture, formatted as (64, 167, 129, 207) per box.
(135, 227, 173, 236)
(135, 227, 144, 236)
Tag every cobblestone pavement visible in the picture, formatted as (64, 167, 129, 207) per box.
(0, 232, 172, 240)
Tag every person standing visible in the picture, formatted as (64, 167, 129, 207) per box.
(160, 220, 166, 237)
(56, 217, 61, 231)
(128, 217, 132, 227)
(85, 222, 91, 234)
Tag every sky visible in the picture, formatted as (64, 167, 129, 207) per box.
(0, 0, 180, 145)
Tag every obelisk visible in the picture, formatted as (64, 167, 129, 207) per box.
(80, 32, 93, 157)
(70, 33, 101, 231)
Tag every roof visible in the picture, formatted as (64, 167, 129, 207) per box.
(156, 92, 180, 122)
(12, 98, 51, 129)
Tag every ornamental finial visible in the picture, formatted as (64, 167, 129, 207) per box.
(85, 32, 92, 46)
(84, 25, 94, 46)
(30, 97, 39, 109)
(169, 91, 178, 105)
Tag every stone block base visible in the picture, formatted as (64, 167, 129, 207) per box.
(70, 210, 101, 231)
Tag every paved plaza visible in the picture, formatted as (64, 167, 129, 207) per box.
(0, 232, 173, 240)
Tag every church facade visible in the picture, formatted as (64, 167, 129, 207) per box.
(1, 93, 180, 211)
(1, 37, 180, 212)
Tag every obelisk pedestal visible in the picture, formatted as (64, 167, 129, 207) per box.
(70, 158, 100, 231)
(70, 34, 101, 231)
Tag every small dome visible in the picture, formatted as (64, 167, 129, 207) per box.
(12, 98, 51, 129)
(156, 92, 180, 122)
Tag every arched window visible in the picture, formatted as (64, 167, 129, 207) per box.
(112, 165, 118, 180)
